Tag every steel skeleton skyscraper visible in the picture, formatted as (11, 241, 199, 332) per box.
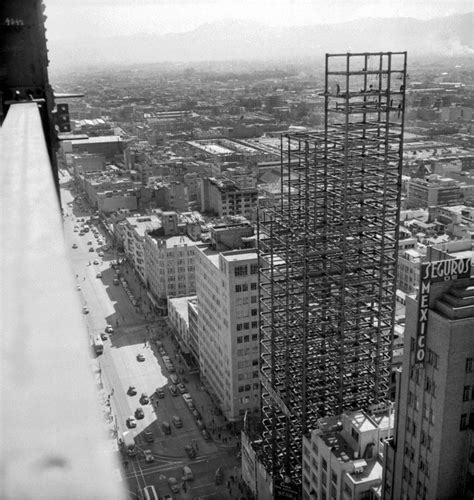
(257, 52, 407, 487)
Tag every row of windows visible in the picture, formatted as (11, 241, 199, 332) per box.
(237, 333, 259, 342)
(235, 282, 258, 292)
(236, 322, 259, 332)
(460, 412, 474, 431)
(463, 385, 474, 402)
(234, 264, 259, 277)
(238, 382, 259, 392)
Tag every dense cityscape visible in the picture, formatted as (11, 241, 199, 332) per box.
(1, 2, 474, 500)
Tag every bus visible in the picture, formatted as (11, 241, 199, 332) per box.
(142, 485, 158, 500)
(93, 335, 104, 355)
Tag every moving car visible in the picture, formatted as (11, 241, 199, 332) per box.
(105, 325, 114, 333)
(87, 240, 92, 245)
(182, 465, 194, 481)
(96, 272, 102, 278)
(215, 467, 224, 485)
(72, 243, 78, 249)
(168, 384, 178, 397)
(168, 477, 180, 494)
(136, 354, 145, 362)
(139, 393, 149, 405)
(172, 416, 182, 428)
(82, 306, 89, 314)
(135, 407, 144, 419)
(127, 386, 137, 396)
(126, 417, 137, 429)
(93, 259, 99, 265)
(100, 332, 108, 341)
(184, 444, 196, 459)
(89, 247, 94, 252)
(98, 252, 104, 257)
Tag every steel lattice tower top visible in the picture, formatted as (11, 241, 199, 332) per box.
(256, 52, 407, 487)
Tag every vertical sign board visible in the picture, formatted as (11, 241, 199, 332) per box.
(415, 257, 471, 364)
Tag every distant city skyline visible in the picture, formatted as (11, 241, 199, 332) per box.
(45, 0, 473, 41)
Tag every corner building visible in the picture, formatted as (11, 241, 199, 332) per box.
(195, 226, 260, 422)
(385, 264, 474, 499)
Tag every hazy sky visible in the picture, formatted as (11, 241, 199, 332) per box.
(45, 0, 473, 40)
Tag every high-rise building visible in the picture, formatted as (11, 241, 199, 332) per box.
(252, 51, 407, 496)
(384, 257, 474, 499)
(195, 224, 260, 422)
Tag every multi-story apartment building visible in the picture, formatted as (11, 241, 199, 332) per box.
(384, 258, 474, 499)
(302, 410, 393, 500)
(198, 177, 258, 219)
(195, 225, 259, 422)
(123, 214, 161, 283)
(407, 175, 462, 208)
(144, 230, 198, 307)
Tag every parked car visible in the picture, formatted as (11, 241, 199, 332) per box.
(168, 477, 180, 494)
(144, 430, 154, 443)
(127, 386, 137, 396)
(177, 383, 187, 394)
(156, 387, 165, 398)
(196, 419, 205, 431)
(184, 444, 196, 459)
(136, 353, 145, 362)
(135, 407, 144, 419)
(89, 247, 94, 252)
(172, 415, 182, 428)
(139, 393, 149, 405)
(202, 429, 211, 441)
(126, 417, 137, 429)
(105, 325, 114, 333)
(182, 393, 194, 407)
(192, 409, 202, 420)
(144, 449, 154, 462)
(113, 278, 119, 285)
(162, 421, 171, 434)
(158, 347, 167, 357)
(100, 332, 107, 341)
(96, 272, 102, 278)
(169, 373, 179, 385)
(168, 384, 178, 397)
(72, 243, 78, 249)
(82, 306, 89, 314)
(93, 259, 99, 265)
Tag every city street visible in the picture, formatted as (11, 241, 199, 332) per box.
(60, 171, 243, 499)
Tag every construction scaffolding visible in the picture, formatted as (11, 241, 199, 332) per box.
(257, 52, 407, 484)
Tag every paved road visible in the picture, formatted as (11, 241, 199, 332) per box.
(60, 171, 244, 499)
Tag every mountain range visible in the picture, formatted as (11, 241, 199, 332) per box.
(49, 13, 473, 69)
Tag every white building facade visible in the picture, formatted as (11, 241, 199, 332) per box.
(195, 246, 260, 422)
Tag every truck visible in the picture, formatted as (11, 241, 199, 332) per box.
(122, 431, 137, 456)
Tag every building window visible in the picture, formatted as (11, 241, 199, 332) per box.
(235, 265, 248, 277)
(235, 284, 242, 292)
(250, 264, 259, 274)
(251, 308, 258, 316)
(252, 333, 258, 341)
(322, 458, 328, 471)
(463, 386, 471, 402)
(460, 413, 468, 431)
(312, 442, 319, 455)
(351, 428, 359, 442)
(466, 358, 473, 373)
(244, 335, 250, 342)
(251, 321, 258, 329)
(251, 282, 257, 290)
(242, 284, 248, 291)
(237, 335, 243, 343)
(331, 472, 337, 484)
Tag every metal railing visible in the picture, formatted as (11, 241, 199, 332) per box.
(0, 102, 127, 500)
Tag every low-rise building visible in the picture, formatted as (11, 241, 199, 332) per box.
(302, 410, 393, 500)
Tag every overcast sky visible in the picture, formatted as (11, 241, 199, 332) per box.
(44, 0, 473, 40)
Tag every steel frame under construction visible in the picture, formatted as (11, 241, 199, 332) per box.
(257, 52, 407, 483)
